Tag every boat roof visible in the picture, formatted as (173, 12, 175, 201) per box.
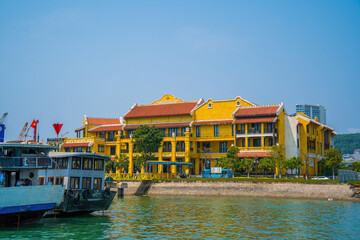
(0, 141, 56, 150)
(48, 152, 111, 160)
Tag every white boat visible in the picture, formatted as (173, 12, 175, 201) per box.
(0, 141, 65, 226)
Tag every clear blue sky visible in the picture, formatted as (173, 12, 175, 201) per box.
(0, 1, 359, 141)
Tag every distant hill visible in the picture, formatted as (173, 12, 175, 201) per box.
(334, 133, 360, 154)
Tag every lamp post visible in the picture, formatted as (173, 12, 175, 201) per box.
(254, 158, 259, 177)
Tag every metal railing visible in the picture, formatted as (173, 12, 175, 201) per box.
(0, 156, 52, 169)
(106, 172, 178, 181)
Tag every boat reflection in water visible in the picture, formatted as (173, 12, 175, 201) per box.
(0, 140, 65, 227)
(38, 152, 116, 216)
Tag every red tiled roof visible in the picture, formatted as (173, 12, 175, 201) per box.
(237, 151, 271, 158)
(234, 105, 280, 117)
(310, 120, 321, 126)
(87, 118, 120, 125)
(234, 117, 276, 124)
(124, 122, 191, 130)
(88, 124, 124, 132)
(192, 120, 233, 125)
(61, 142, 92, 148)
(124, 102, 198, 118)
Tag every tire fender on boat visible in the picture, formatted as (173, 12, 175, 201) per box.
(67, 189, 75, 198)
(102, 189, 110, 199)
(82, 189, 91, 199)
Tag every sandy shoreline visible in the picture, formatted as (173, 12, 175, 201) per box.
(110, 180, 359, 201)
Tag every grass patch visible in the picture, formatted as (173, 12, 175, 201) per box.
(156, 177, 338, 184)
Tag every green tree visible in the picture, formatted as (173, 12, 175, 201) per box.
(324, 148, 343, 180)
(216, 146, 241, 171)
(287, 156, 303, 177)
(115, 153, 129, 172)
(105, 153, 129, 173)
(258, 157, 275, 176)
(270, 145, 284, 178)
(132, 125, 164, 172)
(352, 162, 360, 172)
(241, 158, 254, 178)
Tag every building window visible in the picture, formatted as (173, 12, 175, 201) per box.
(251, 123, 261, 133)
(190, 142, 193, 151)
(203, 142, 210, 151)
(55, 177, 64, 185)
(220, 142, 228, 153)
(242, 138, 245, 147)
(306, 125, 309, 133)
(267, 123, 273, 133)
(99, 132, 106, 138)
(98, 145, 105, 152)
(72, 157, 81, 169)
(74, 147, 83, 152)
(181, 141, 185, 152)
(110, 146, 116, 155)
(313, 126, 315, 135)
(297, 139, 300, 149)
(176, 142, 180, 151)
(94, 159, 104, 170)
(168, 128, 179, 137)
(197, 142, 201, 153)
(214, 125, 219, 137)
(208, 103, 212, 109)
(86, 147, 92, 153)
(93, 178, 102, 190)
(232, 125, 234, 136)
(236, 101, 241, 107)
(253, 138, 261, 147)
(269, 138, 273, 146)
(196, 126, 201, 138)
(241, 124, 246, 134)
(70, 177, 80, 189)
(108, 132, 115, 141)
(181, 127, 187, 136)
(82, 177, 91, 189)
(83, 158, 93, 170)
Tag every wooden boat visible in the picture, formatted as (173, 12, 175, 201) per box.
(0, 141, 65, 226)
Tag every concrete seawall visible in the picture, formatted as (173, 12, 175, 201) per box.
(112, 181, 358, 201)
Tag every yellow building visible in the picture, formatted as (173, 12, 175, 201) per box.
(56, 94, 336, 176)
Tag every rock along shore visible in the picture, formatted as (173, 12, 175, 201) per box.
(112, 180, 358, 201)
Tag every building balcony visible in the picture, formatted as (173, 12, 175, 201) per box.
(236, 129, 277, 138)
(121, 149, 129, 153)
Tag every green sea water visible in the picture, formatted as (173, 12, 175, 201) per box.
(1, 196, 359, 239)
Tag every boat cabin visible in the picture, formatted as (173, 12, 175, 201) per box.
(0, 141, 54, 187)
(38, 152, 110, 191)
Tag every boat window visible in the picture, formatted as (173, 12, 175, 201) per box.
(82, 177, 91, 189)
(55, 177, 64, 185)
(72, 157, 81, 169)
(93, 178, 102, 190)
(94, 159, 104, 171)
(38, 177, 45, 185)
(48, 177, 55, 185)
(83, 158, 93, 170)
(57, 158, 68, 169)
(70, 177, 80, 189)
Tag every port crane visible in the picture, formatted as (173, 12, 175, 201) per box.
(18, 122, 30, 141)
(0, 112, 7, 125)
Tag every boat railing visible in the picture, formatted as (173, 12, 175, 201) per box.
(0, 156, 52, 169)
